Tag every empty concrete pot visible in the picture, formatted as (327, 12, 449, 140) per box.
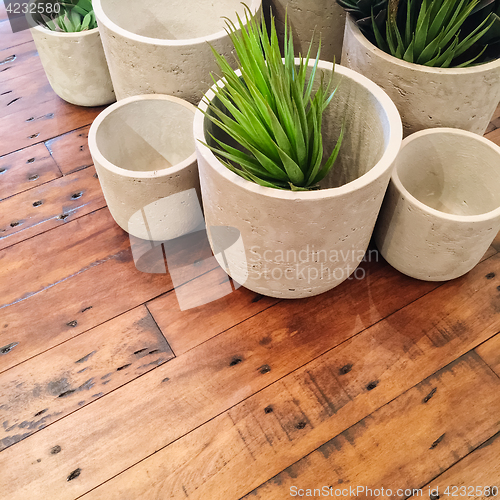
(30, 26, 115, 107)
(88, 95, 202, 240)
(263, 0, 346, 63)
(93, 0, 261, 104)
(341, 15, 500, 136)
(195, 59, 402, 299)
(374, 128, 500, 281)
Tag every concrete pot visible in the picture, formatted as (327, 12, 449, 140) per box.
(30, 26, 115, 107)
(93, 0, 261, 105)
(263, 0, 346, 63)
(88, 95, 202, 240)
(341, 15, 500, 137)
(194, 59, 402, 299)
(374, 128, 500, 281)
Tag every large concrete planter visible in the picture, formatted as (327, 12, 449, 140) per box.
(374, 128, 500, 281)
(263, 0, 346, 63)
(30, 26, 115, 107)
(195, 60, 402, 299)
(93, 0, 261, 104)
(88, 95, 202, 240)
(341, 15, 500, 136)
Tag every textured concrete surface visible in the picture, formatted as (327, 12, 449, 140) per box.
(195, 61, 402, 298)
(88, 95, 201, 240)
(341, 15, 500, 137)
(375, 128, 500, 280)
(30, 26, 115, 107)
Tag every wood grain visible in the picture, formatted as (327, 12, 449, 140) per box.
(244, 353, 500, 499)
(0, 165, 105, 250)
(0, 93, 104, 157)
(0, 253, 447, 500)
(486, 127, 500, 147)
(0, 142, 61, 200)
(147, 265, 279, 355)
(0, 19, 33, 51)
(45, 125, 94, 175)
(79, 253, 500, 500)
(0, 41, 41, 83)
(485, 103, 500, 134)
(476, 333, 500, 377)
(418, 432, 500, 500)
(0, 305, 174, 451)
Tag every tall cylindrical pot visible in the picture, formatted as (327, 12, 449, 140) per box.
(194, 60, 402, 299)
(30, 26, 115, 107)
(263, 0, 346, 63)
(341, 15, 500, 137)
(374, 128, 500, 281)
(93, 0, 261, 105)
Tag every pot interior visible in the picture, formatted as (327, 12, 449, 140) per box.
(204, 65, 390, 190)
(96, 99, 195, 172)
(396, 132, 500, 216)
(99, 0, 248, 40)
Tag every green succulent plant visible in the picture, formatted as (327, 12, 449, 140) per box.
(337, 0, 500, 66)
(202, 7, 344, 191)
(37, 0, 97, 32)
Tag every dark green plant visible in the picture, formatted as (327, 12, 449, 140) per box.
(336, 0, 388, 42)
(202, 7, 344, 191)
(37, 0, 97, 32)
(337, 0, 500, 66)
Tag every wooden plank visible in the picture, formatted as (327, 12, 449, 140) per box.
(0, 19, 32, 51)
(0, 98, 105, 156)
(0, 256, 446, 499)
(0, 212, 216, 373)
(147, 266, 279, 355)
(0, 208, 130, 309)
(0, 305, 174, 451)
(243, 353, 500, 499)
(1, 68, 53, 117)
(79, 254, 500, 500)
(476, 333, 500, 377)
(0, 41, 41, 83)
(45, 125, 94, 175)
(0, 142, 61, 200)
(0, 165, 105, 250)
(486, 127, 500, 147)
(418, 432, 500, 500)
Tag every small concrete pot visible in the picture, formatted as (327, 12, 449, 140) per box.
(88, 95, 202, 241)
(93, 0, 261, 105)
(374, 128, 500, 281)
(341, 15, 500, 137)
(263, 0, 346, 63)
(30, 26, 115, 107)
(195, 60, 402, 299)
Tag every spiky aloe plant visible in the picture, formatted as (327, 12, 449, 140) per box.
(37, 0, 97, 32)
(336, 0, 389, 41)
(202, 7, 343, 191)
(373, 0, 496, 66)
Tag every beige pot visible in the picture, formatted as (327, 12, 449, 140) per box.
(93, 0, 261, 105)
(374, 128, 500, 281)
(194, 59, 402, 299)
(30, 26, 115, 107)
(341, 15, 500, 136)
(263, 0, 346, 63)
(88, 95, 202, 240)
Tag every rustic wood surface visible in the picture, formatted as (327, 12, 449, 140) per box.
(0, 9, 499, 500)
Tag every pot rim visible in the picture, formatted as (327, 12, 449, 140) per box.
(194, 59, 403, 200)
(346, 14, 500, 74)
(92, 0, 260, 46)
(29, 25, 99, 37)
(391, 127, 500, 222)
(88, 94, 197, 179)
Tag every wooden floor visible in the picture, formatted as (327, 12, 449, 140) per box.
(2, 6, 500, 499)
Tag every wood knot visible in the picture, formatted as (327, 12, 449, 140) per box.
(229, 357, 242, 367)
(264, 406, 273, 414)
(296, 421, 307, 430)
(486, 272, 496, 279)
(339, 364, 353, 375)
(67, 468, 81, 481)
(259, 365, 271, 374)
(366, 381, 379, 391)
